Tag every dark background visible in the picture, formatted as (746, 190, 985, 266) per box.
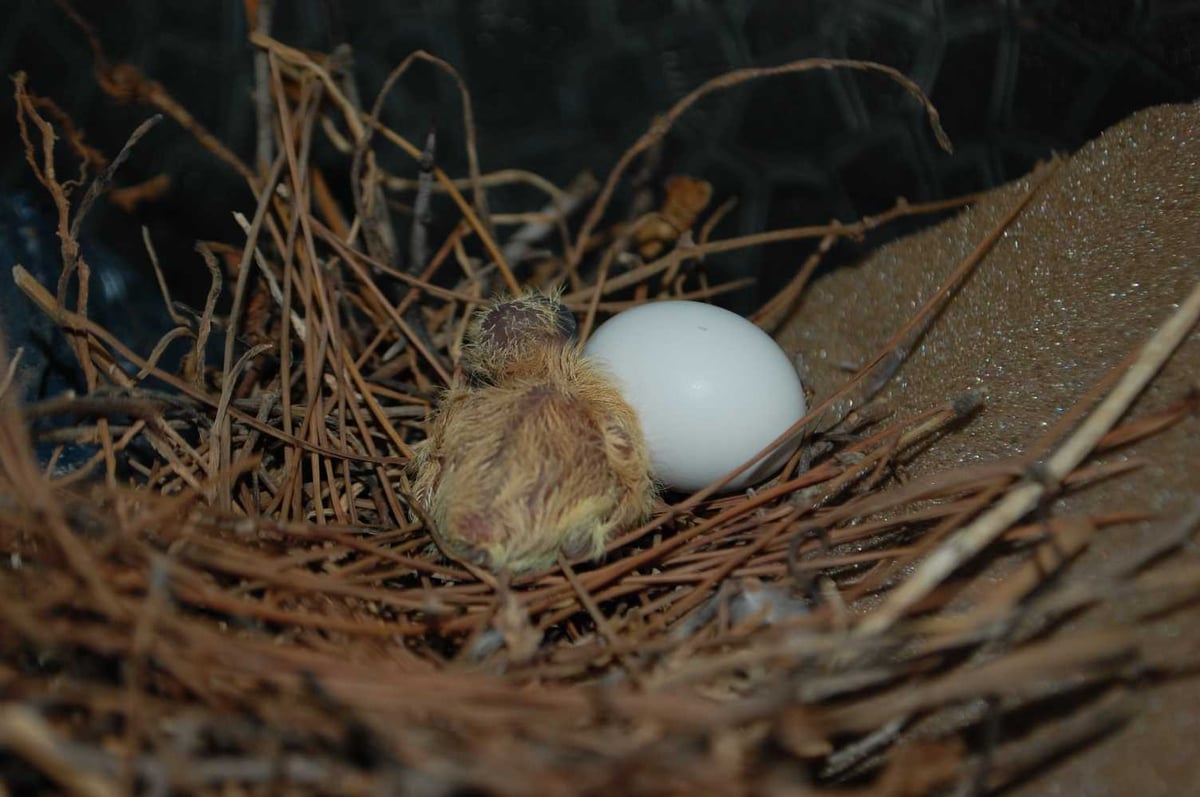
(1, 0, 1198, 312)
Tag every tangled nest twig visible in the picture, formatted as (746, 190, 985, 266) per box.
(2, 8, 1199, 796)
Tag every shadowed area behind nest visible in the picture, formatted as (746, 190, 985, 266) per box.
(411, 293, 656, 574)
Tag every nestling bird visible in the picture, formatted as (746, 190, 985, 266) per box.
(410, 292, 656, 575)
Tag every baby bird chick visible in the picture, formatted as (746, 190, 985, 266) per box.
(411, 293, 655, 575)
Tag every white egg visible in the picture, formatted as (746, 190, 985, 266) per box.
(583, 301, 807, 492)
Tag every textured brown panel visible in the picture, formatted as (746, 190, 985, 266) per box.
(779, 101, 1200, 795)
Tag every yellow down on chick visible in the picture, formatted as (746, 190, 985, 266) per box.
(411, 293, 655, 575)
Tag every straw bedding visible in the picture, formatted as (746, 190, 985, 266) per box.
(1, 12, 1198, 797)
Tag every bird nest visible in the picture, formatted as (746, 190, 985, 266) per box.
(2, 15, 1199, 797)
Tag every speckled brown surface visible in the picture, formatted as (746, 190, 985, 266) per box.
(779, 102, 1199, 795)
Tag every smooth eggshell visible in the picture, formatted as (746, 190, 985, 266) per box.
(583, 301, 807, 492)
